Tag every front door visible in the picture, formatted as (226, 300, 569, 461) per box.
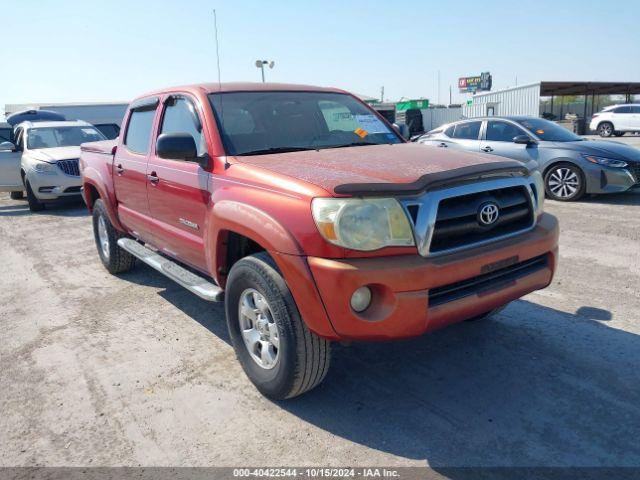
(0, 128, 22, 191)
(480, 120, 539, 164)
(146, 94, 211, 272)
(113, 98, 158, 242)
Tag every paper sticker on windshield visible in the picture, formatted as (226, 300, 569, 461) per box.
(355, 114, 388, 134)
(354, 127, 368, 138)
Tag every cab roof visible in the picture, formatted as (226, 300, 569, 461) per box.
(137, 82, 349, 99)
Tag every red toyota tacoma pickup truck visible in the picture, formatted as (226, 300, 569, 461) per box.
(80, 83, 558, 399)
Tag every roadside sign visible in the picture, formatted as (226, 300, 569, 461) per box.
(396, 99, 429, 111)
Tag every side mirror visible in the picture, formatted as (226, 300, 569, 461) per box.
(156, 132, 198, 161)
(393, 123, 410, 139)
(0, 141, 16, 151)
(513, 135, 533, 145)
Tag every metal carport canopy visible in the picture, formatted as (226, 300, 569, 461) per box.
(540, 81, 640, 96)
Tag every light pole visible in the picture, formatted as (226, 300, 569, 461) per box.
(255, 60, 275, 82)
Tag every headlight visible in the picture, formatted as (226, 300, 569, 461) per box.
(33, 161, 58, 175)
(582, 155, 627, 168)
(312, 197, 415, 251)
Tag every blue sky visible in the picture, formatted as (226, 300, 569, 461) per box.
(3, 0, 639, 107)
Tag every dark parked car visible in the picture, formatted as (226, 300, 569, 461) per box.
(415, 116, 640, 201)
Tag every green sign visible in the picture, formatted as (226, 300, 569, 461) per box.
(466, 100, 473, 106)
(396, 99, 429, 111)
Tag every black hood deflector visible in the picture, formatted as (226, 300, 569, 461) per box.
(333, 161, 529, 196)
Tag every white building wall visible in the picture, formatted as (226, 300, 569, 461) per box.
(462, 83, 541, 118)
(421, 107, 463, 131)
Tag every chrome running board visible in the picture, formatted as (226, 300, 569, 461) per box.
(117, 238, 224, 302)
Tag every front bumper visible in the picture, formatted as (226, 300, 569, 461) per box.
(583, 162, 639, 194)
(304, 213, 559, 341)
(27, 169, 82, 201)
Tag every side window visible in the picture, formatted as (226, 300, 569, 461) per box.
(124, 108, 156, 154)
(486, 121, 524, 142)
(95, 124, 120, 140)
(15, 128, 24, 150)
(614, 106, 631, 114)
(452, 121, 482, 140)
(630, 106, 640, 114)
(160, 97, 206, 157)
(444, 125, 455, 137)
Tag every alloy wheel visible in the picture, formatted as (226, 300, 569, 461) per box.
(599, 123, 612, 136)
(548, 167, 580, 199)
(97, 215, 110, 259)
(238, 288, 280, 369)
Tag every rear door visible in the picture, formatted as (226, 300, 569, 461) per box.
(113, 97, 159, 241)
(480, 120, 539, 163)
(612, 106, 632, 130)
(629, 106, 640, 131)
(448, 120, 483, 152)
(146, 94, 211, 271)
(0, 127, 23, 191)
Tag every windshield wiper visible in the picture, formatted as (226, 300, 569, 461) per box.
(236, 146, 316, 156)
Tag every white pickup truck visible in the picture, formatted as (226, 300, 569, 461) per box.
(0, 120, 105, 211)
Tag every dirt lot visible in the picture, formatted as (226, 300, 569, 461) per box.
(1, 189, 639, 468)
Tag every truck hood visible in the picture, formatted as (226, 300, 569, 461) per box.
(234, 143, 520, 195)
(549, 140, 640, 162)
(28, 146, 81, 162)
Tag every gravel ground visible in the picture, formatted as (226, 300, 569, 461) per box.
(0, 189, 639, 468)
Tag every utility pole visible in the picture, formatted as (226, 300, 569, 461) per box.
(437, 70, 441, 105)
(380, 86, 384, 102)
(449, 85, 452, 106)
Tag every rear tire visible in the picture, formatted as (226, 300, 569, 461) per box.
(598, 122, 614, 137)
(92, 199, 136, 274)
(25, 180, 45, 212)
(10, 191, 24, 200)
(225, 252, 331, 399)
(544, 163, 585, 201)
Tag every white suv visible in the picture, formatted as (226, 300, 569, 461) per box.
(590, 104, 640, 137)
(0, 120, 105, 211)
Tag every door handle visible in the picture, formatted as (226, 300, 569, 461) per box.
(438, 142, 448, 148)
(481, 146, 494, 152)
(147, 172, 159, 184)
(115, 163, 124, 175)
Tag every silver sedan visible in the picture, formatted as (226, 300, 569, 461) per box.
(415, 116, 640, 201)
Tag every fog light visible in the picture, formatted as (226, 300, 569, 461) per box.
(350, 286, 372, 313)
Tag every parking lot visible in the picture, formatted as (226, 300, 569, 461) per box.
(1, 189, 639, 468)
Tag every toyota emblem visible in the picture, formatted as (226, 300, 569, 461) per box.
(478, 202, 500, 226)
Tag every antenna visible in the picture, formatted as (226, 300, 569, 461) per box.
(213, 9, 228, 167)
(213, 9, 222, 89)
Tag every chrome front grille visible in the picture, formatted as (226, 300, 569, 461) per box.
(401, 177, 538, 257)
(57, 159, 80, 176)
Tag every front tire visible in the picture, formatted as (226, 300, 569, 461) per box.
(544, 163, 585, 201)
(92, 199, 136, 274)
(598, 122, 614, 137)
(25, 180, 44, 212)
(10, 191, 24, 200)
(225, 252, 331, 399)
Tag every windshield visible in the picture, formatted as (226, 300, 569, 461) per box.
(208, 91, 402, 156)
(27, 126, 105, 149)
(514, 118, 582, 142)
